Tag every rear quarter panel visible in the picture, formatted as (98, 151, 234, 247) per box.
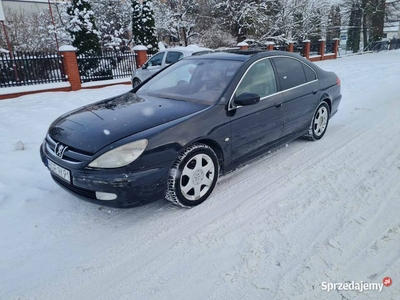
(316, 70, 341, 117)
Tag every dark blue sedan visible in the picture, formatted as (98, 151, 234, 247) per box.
(40, 51, 341, 208)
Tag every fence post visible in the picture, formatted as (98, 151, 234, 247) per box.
(237, 42, 249, 50)
(267, 42, 275, 51)
(133, 45, 148, 68)
(318, 38, 326, 60)
(287, 41, 294, 52)
(332, 38, 340, 58)
(59, 45, 81, 91)
(302, 40, 311, 59)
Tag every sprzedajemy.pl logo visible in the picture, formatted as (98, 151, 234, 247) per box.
(321, 277, 392, 293)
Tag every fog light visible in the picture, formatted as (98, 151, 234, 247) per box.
(95, 192, 117, 201)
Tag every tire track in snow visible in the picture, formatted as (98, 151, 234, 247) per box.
(203, 107, 400, 299)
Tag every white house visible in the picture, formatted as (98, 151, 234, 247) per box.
(384, 21, 400, 39)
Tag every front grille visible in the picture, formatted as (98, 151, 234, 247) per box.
(46, 134, 91, 164)
(52, 174, 97, 199)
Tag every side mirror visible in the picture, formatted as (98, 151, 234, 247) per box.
(142, 62, 148, 69)
(234, 92, 260, 106)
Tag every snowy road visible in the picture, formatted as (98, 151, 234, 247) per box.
(1, 51, 400, 300)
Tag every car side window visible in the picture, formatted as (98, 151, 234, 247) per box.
(272, 57, 307, 90)
(303, 64, 317, 82)
(165, 51, 184, 65)
(147, 52, 165, 67)
(235, 59, 277, 99)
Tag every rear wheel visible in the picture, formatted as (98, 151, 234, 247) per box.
(166, 143, 219, 208)
(132, 78, 141, 88)
(305, 102, 330, 141)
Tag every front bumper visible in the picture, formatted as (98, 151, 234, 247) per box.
(40, 143, 172, 208)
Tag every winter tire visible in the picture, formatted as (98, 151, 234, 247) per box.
(132, 78, 141, 88)
(166, 143, 219, 208)
(305, 101, 330, 141)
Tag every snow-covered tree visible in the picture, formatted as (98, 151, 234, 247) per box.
(131, 0, 143, 46)
(131, 0, 158, 52)
(91, 0, 131, 50)
(214, 0, 271, 43)
(346, 1, 362, 52)
(327, 5, 341, 40)
(0, 7, 70, 51)
(141, 0, 158, 52)
(270, 0, 330, 41)
(65, 0, 101, 55)
(368, 0, 386, 42)
(153, 0, 201, 46)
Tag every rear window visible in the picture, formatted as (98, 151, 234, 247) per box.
(303, 64, 317, 82)
(272, 57, 307, 90)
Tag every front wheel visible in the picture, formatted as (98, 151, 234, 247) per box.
(305, 102, 330, 141)
(132, 78, 141, 88)
(166, 143, 219, 208)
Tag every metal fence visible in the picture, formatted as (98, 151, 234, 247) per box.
(309, 42, 321, 56)
(293, 43, 304, 56)
(0, 51, 66, 88)
(325, 42, 335, 54)
(77, 51, 136, 83)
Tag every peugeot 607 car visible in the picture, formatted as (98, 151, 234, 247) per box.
(40, 51, 341, 208)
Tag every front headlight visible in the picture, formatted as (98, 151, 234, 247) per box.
(88, 139, 148, 169)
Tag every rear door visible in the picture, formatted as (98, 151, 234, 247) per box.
(272, 57, 320, 137)
(229, 58, 284, 161)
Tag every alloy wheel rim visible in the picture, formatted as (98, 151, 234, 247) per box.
(313, 106, 328, 137)
(180, 154, 215, 201)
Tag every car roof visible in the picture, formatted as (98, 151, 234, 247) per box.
(187, 52, 253, 61)
(163, 45, 213, 55)
(187, 50, 310, 62)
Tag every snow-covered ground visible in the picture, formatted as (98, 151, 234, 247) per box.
(1, 51, 400, 300)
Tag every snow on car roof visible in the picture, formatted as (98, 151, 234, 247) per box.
(166, 45, 213, 53)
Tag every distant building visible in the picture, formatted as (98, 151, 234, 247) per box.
(339, 26, 367, 50)
(384, 21, 400, 40)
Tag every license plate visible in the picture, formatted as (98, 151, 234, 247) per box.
(48, 159, 71, 183)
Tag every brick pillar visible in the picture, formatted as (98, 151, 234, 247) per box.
(237, 42, 249, 50)
(302, 40, 311, 59)
(332, 38, 339, 59)
(319, 38, 326, 59)
(287, 41, 294, 52)
(267, 42, 275, 51)
(133, 45, 148, 68)
(59, 45, 81, 91)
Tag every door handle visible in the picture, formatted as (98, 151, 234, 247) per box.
(274, 102, 283, 108)
(312, 89, 318, 94)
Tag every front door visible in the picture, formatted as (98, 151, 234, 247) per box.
(229, 58, 284, 161)
(143, 51, 165, 78)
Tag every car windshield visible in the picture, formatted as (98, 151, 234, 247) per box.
(136, 58, 242, 105)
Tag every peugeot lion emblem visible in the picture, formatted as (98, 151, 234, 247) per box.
(55, 143, 68, 158)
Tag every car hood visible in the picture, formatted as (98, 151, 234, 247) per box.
(49, 92, 208, 154)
